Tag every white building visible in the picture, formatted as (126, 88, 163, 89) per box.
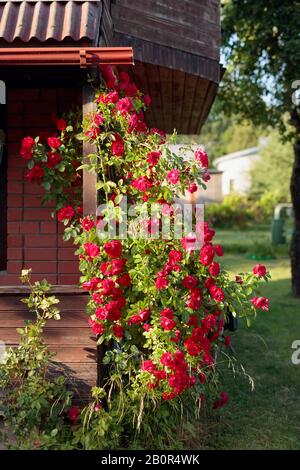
(214, 147, 259, 196)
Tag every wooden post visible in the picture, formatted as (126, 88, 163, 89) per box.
(82, 82, 97, 217)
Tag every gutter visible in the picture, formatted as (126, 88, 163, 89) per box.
(0, 47, 134, 67)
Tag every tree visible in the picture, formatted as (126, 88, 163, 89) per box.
(250, 130, 293, 202)
(220, 0, 300, 296)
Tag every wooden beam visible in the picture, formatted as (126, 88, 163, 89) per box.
(83, 82, 98, 216)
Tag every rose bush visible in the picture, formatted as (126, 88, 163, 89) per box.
(19, 66, 270, 439)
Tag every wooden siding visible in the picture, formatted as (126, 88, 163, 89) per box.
(0, 293, 96, 401)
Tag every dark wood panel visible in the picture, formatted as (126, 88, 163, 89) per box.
(0, 327, 96, 345)
(0, 294, 88, 311)
(3, 344, 97, 363)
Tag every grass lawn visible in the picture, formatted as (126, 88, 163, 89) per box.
(199, 229, 300, 450)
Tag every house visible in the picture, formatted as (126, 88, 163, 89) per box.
(0, 0, 222, 395)
(215, 147, 260, 196)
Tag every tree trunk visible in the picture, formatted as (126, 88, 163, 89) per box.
(290, 111, 300, 296)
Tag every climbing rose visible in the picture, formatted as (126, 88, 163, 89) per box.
(169, 249, 183, 264)
(104, 240, 122, 258)
(214, 244, 224, 256)
(88, 319, 104, 335)
(200, 244, 215, 266)
(160, 308, 174, 319)
(147, 151, 161, 166)
(213, 391, 228, 409)
(210, 285, 225, 303)
(253, 264, 267, 277)
(57, 205, 75, 222)
(113, 324, 124, 338)
(84, 242, 100, 258)
(93, 113, 104, 126)
(47, 151, 61, 168)
(142, 359, 156, 373)
(117, 97, 133, 115)
(98, 91, 118, 104)
(47, 136, 62, 149)
(144, 94, 151, 107)
(182, 275, 198, 289)
(181, 233, 197, 252)
(160, 317, 177, 330)
(117, 273, 131, 287)
(111, 134, 124, 156)
(167, 169, 180, 184)
(81, 217, 95, 231)
(195, 147, 209, 168)
(20, 136, 35, 159)
(188, 182, 198, 193)
(251, 297, 269, 311)
(56, 118, 67, 131)
(131, 176, 152, 192)
(155, 276, 169, 290)
(235, 275, 243, 284)
(224, 336, 231, 348)
(209, 262, 220, 277)
(184, 338, 201, 356)
(67, 406, 80, 422)
(25, 165, 44, 182)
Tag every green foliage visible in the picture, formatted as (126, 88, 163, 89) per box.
(205, 194, 253, 228)
(250, 131, 293, 202)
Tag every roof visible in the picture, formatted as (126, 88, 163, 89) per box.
(215, 147, 259, 166)
(0, 1, 101, 44)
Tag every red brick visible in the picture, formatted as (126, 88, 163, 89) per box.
(7, 248, 23, 260)
(40, 221, 57, 234)
(7, 129, 24, 142)
(7, 194, 23, 207)
(8, 181, 23, 194)
(28, 261, 57, 273)
(7, 167, 24, 181)
(58, 247, 77, 261)
(0, 275, 22, 286)
(7, 222, 20, 234)
(41, 88, 57, 101)
(58, 261, 80, 274)
(7, 208, 23, 221)
(23, 114, 54, 128)
(23, 208, 53, 221)
(8, 88, 40, 101)
(8, 101, 23, 114)
(23, 101, 57, 115)
(19, 221, 39, 234)
(24, 234, 56, 248)
(58, 237, 75, 248)
(23, 194, 54, 208)
(25, 248, 57, 262)
(30, 274, 58, 284)
(7, 261, 23, 274)
(58, 275, 80, 285)
(7, 114, 23, 128)
(7, 235, 23, 248)
(24, 182, 45, 195)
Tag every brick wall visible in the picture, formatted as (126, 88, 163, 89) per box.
(0, 86, 82, 286)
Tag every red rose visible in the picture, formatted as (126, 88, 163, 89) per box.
(88, 319, 104, 335)
(82, 277, 101, 291)
(213, 392, 228, 410)
(160, 317, 177, 331)
(81, 216, 95, 231)
(57, 205, 75, 222)
(209, 262, 220, 277)
(20, 136, 35, 160)
(56, 118, 67, 131)
(182, 275, 198, 289)
(84, 242, 100, 259)
(117, 97, 133, 115)
(25, 165, 44, 182)
(251, 297, 269, 311)
(188, 182, 198, 193)
(169, 249, 183, 264)
(184, 338, 201, 356)
(235, 275, 243, 284)
(113, 324, 124, 338)
(252, 264, 267, 277)
(47, 136, 62, 149)
(210, 285, 225, 303)
(155, 276, 169, 290)
(131, 176, 152, 192)
(93, 113, 104, 127)
(142, 359, 156, 373)
(214, 244, 224, 256)
(200, 244, 215, 266)
(160, 308, 174, 319)
(67, 405, 80, 422)
(147, 151, 161, 167)
(111, 134, 124, 156)
(47, 151, 61, 168)
(117, 273, 131, 287)
(167, 169, 180, 184)
(181, 233, 197, 252)
(104, 240, 122, 258)
(195, 147, 209, 168)
(224, 336, 231, 348)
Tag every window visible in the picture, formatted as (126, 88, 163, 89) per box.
(0, 80, 7, 270)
